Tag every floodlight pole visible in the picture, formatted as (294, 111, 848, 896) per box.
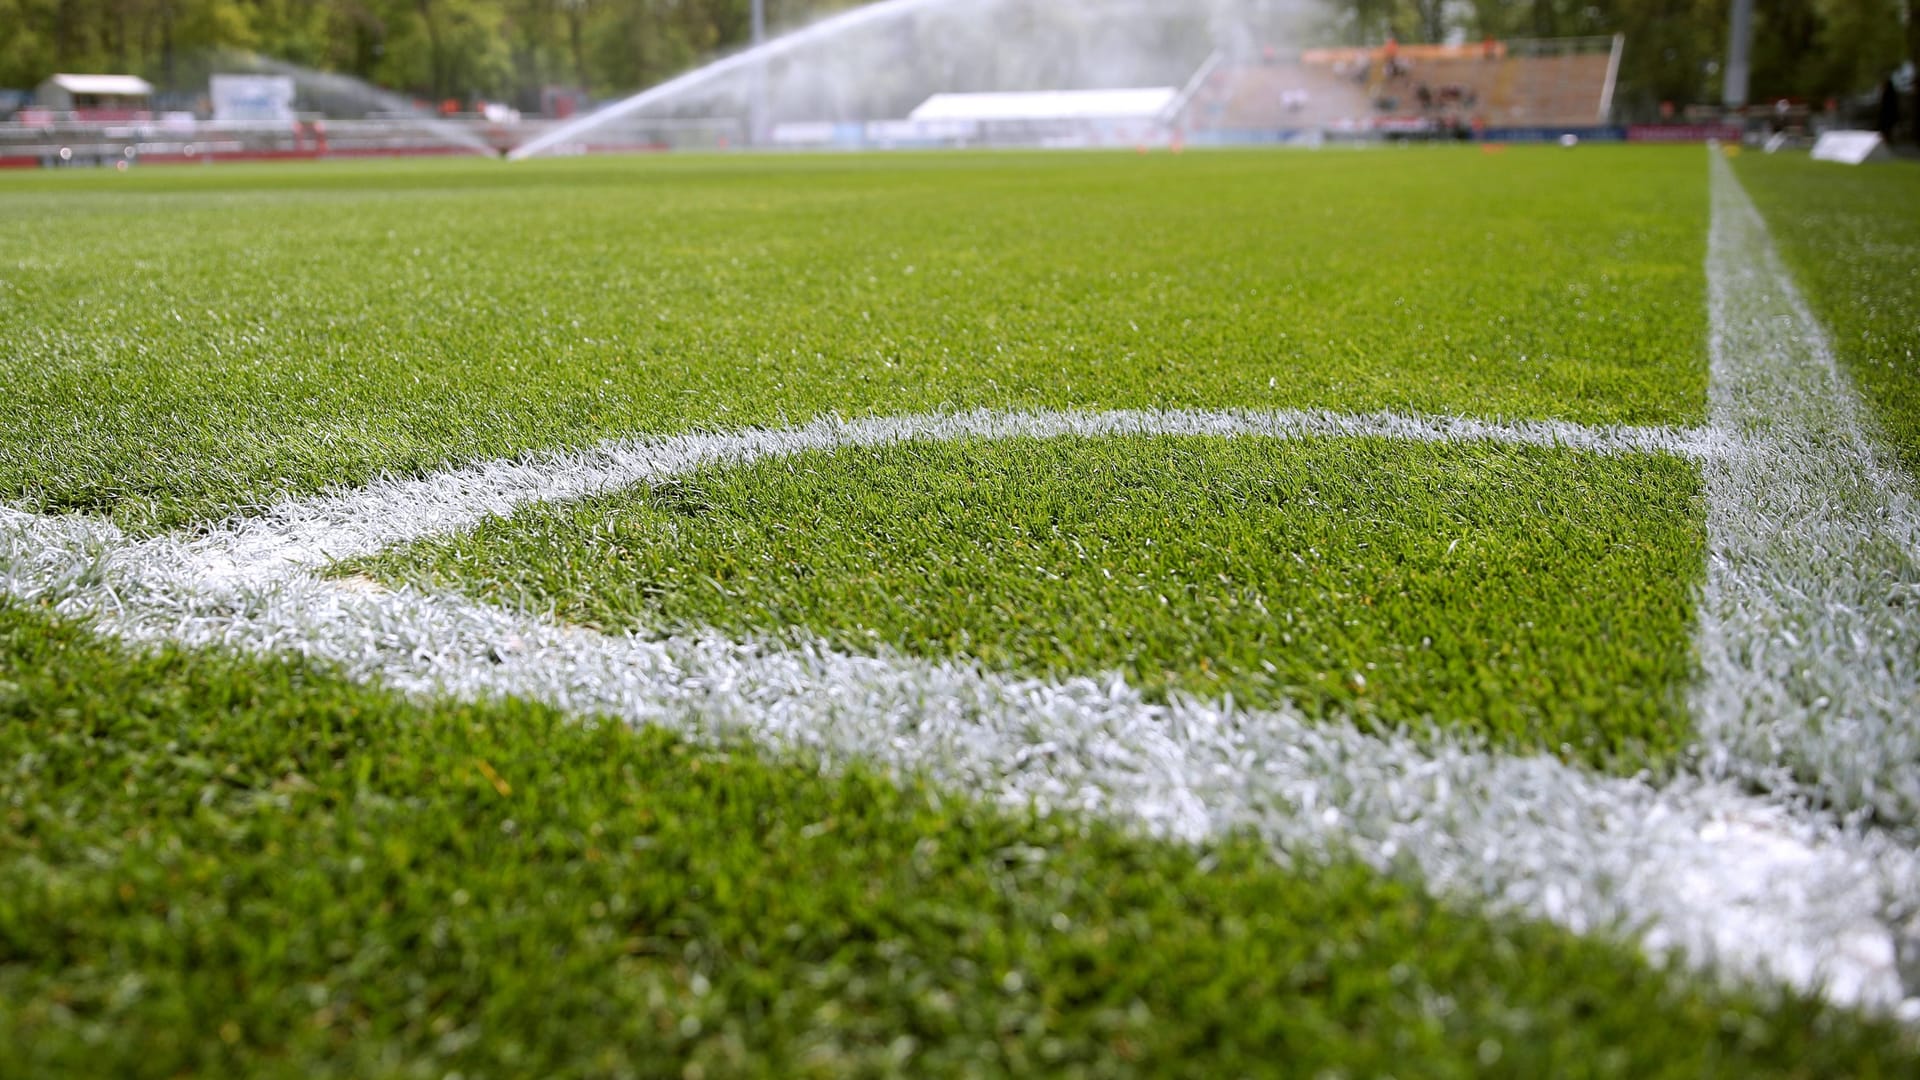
(748, 0, 768, 146)
(1723, 0, 1752, 110)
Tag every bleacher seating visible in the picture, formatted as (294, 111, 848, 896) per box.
(1182, 38, 1619, 135)
(1189, 62, 1374, 131)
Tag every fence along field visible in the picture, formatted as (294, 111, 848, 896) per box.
(3, 145, 1920, 1073)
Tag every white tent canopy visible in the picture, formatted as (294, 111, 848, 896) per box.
(35, 73, 156, 113)
(43, 74, 155, 97)
(908, 87, 1178, 124)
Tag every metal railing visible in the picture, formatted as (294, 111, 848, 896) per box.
(0, 116, 516, 163)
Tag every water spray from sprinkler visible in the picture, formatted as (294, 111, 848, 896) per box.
(508, 0, 1309, 161)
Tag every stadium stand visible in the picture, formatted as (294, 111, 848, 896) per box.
(1180, 36, 1623, 138)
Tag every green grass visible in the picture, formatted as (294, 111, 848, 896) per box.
(13, 146, 1908, 1070)
(1735, 154, 1920, 473)
(0, 147, 1706, 532)
(4, 601, 1912, 1078)
(354, 434, 1705, 768)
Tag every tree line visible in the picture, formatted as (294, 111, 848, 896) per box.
(0, 0, 859, 106)
(1, 0, 1913, 120)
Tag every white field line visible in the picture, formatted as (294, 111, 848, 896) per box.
(162, 406, 1717, 588)
(0, 394, 1915, 1014)
(1695, 152, 1920, 832)
(1, 156, 1917, 1013)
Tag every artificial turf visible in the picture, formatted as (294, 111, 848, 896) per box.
(13, 145, 1914, 1071)
(3, 602, 1912, 1079)
(355, 433, 1706, 768)
(0, 147, 1706, 532)
(1734, 153, 1920, 475)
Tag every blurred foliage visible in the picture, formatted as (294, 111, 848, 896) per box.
(0, 0, 1911, 117)
(0, 0, 862, 103)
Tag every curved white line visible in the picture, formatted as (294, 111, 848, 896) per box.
(1, 498, 1914, 1014)
(163, 405, 1715, 588)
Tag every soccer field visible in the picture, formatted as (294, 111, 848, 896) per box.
(4, 145, 1919, 1075)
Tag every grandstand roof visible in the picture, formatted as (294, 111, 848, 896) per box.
(909, 88, 1178, 123)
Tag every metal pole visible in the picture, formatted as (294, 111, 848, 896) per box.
(1724, 0, 1752, 110)
(748, 0, 767, 146)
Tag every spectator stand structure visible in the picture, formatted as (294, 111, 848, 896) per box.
(28, 74, 155, 121)
(1177, 36, 1627, 146)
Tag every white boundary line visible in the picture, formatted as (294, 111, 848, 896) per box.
(153, 405, 1718, 588)
(1695, 152, 1920, 831)
(2, 151, 1917, 1014)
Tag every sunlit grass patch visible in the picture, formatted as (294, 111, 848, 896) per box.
(356, 433, 1705, 768)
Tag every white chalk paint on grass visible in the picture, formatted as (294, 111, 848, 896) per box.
(170, 404, 1717, 588)
(1695, 152, 1920, 830)
(2, 473, 1917, 1014)
(2, 149, 1918, 1015)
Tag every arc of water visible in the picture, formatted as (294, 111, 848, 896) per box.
(508, 0, 955, 160)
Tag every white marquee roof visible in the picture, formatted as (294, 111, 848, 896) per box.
(908, 87, 1177, 123)
(44, 74, 155, 97)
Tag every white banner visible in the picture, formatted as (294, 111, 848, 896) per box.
(210, 75, 296, 125)
(1810, 130, 1890, 165)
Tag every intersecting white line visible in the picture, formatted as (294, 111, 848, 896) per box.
(3, 150, 1917, 1014)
